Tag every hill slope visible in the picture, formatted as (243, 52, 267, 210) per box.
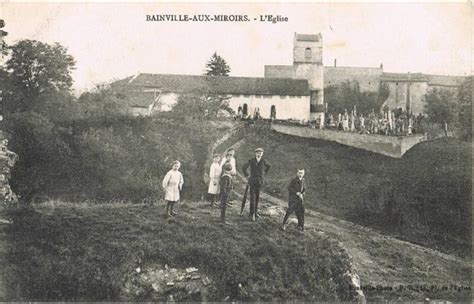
(227, 126, 471, 302)
(232, 124, 471, 257)
(1, 201, 359, 302)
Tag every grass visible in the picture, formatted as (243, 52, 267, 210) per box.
(2, 201, 357, 301)
(234, 125, 471, 257)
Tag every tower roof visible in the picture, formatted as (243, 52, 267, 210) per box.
(295, 33, 320, 42)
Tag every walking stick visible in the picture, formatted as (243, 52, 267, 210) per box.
(240, 183, 249, 215)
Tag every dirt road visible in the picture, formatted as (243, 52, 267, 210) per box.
(223, 138, 471, 301)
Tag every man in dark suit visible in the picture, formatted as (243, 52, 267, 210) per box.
(242, 148, 271, 221)
(282, 169, 306, 232)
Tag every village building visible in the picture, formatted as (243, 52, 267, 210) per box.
(113, 32, 466, 119)
(112, 33, 324, 122)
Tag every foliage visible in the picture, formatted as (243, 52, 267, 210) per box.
(324, 81, 389, 115)
(5, 114, 222, 203)
(165, 93, 232, 120)
(457, 76, 472, 140)
(204, 52, 230, 76)
(4, 203, 355, 301)
(1, 40, 76, 113)
(77, 85, 128, 119)
(425, 88, 458, 124)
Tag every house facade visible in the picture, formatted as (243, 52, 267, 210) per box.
(113, 73, 311, 121)
(112, 32, 325, 122)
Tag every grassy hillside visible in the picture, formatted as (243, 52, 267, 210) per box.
(2, 202, 357, 302)
(7, 115, 233, 203)
(234, 124, 471, 257)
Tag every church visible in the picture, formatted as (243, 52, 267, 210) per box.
(112, 33, 325, 123)
(112, 32, 465, 120)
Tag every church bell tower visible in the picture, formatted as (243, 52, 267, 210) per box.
(292, 33, 324, 122)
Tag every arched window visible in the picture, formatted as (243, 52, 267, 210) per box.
(242, 103, 248, 116)
(305, 48, 312, 60)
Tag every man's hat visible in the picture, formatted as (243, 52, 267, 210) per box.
(255, 148, 264, 153)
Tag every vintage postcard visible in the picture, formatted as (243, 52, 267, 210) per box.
(0, 1, 472, 302)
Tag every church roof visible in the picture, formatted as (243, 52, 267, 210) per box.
(424, 74, 466, 87)
(119, 73, 310, 96)
(381, 72, 466, 86)
(295, 34, 320, 42)
(381, 73, 428, 82)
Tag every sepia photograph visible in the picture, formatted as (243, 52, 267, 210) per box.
(0, 1, 472, 302)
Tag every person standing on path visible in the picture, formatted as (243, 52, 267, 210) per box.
(242, 148, 271, 221)
(162, 160, 184, 218)
(220, 148, 237, 176)
(208, 154, 222, 206)
(219, 163, 234, 224)
(282, 169, 306, 232)
(220, 148, 237, 207)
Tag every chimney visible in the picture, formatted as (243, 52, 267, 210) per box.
(380, 63, 383, 69)
(334, 58, 337, 67)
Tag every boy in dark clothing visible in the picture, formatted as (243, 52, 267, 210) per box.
(219, 163, 234, 224)
(282, 169, 306, 231)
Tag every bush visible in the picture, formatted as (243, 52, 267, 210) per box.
(6, 111, 225, 203)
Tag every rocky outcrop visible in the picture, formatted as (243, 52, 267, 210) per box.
(0, 131, 18, 208)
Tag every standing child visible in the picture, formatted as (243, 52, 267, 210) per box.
(220, 148, 237, 176)
(282, 169, 306, 232)
(162, 160, 184, 218)
(208, 154, 222, 206)
(219, 163, 234, 224)
(220, 148, 237, 207)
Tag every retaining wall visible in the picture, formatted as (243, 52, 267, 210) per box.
(271, 124, 427, 158)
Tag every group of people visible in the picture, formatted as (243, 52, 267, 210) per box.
(311, 109, 425, 136)
(161, 147, 307, 232)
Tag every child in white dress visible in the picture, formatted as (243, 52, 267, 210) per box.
(208, 154, 222, 206)
(162, 160, 184, 218)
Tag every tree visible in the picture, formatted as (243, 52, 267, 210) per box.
(166, 93, 231, 121)
(425, 88, 457, 125)
(458, 76, 473, 140)
(204, 52, 230, 76)
(324, 80, 388, 115)
(1, 40, 76, 113)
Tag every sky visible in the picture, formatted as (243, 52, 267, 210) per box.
(2, 2, 472, 93)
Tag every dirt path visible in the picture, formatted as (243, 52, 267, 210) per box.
(221, 138, 471, 299)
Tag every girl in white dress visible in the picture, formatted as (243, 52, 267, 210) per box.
(208, 154, 222, 206)
(162, 160, 184, 218)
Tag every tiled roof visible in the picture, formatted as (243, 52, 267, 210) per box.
(296, 34, 320, 42)
(381, 72, 466, 86)
(424, 75, 466, 87)
(117, 73, 310, 96)
(381, 73, 428, 82)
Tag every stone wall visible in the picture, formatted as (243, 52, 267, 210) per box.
(383, 81, 429, 115)
(324, 66, 383, 92)
(271, 123, 427, 158)
(0, 131, 18, 207)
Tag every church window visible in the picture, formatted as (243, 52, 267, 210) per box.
(305, 48, 312, 60)
(242, 104, 248, 116)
